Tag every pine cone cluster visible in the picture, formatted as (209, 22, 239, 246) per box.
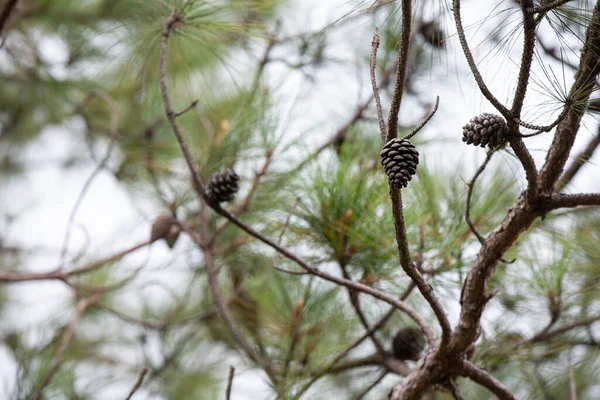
(380, 138, 419, 188)
(462, 113, 508, 148)
(206, 168, 240, 203)
(392, 327, 426, 361)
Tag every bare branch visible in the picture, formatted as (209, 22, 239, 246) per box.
(549, 193, 600, 209)
(124, 368, 148, 400)
(386, 0, 413, 141)
(458, 361, 517, 400)
(370, 28, 387, 140)
(511, 0, 537, 118)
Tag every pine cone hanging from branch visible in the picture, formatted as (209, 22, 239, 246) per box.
(380, 138, 419, 188)
(392, 327, 426, 361)
(206, 168, 240, 203)
(462, 113, 508, 148)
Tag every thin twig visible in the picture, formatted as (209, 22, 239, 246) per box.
(124, 368, 148, 400)
(513, 107, 568, 137)
(353, 370, 388, 400)
(386, 0, 413, 141)
(174, 99, 198, 118)
(511, 0, 537, 119)
(465, 150, 495, 246)
(458, 361, 517, 400)
(225, 366, 235, 400)
(452, 0, 510, 117)
(33, 293, 102, 400)
(370, 28, 387, 140)
(402, 96, 439, 140)
(59, 90, 120, 267)
(0, 240, 151, 283)
(159, 8, 206, 195)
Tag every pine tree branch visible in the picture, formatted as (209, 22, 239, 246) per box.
(159, 8, 206, 195)
(549, 193, 600, 208)
(453, 0, 600, 358)
(557, 128, 600, 191)
(386, 0, 412, 141)
(458, 361, 517, 400)
(539, 2, 600, 193)
(0, 240, 151, 283)
(390, 189, 452, 348)
(452, 0, 510, 118)
(157, 8, 433, 351)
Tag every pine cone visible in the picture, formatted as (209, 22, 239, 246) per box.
(165, 224, 181, 249)
(151, 215, 175, 243)
(462, 113, 508, 148)
(206, 168, 240, 203)
(392, 327, 426, 361)
(419, 20, 445, 48)
(380, 138, 419, 188)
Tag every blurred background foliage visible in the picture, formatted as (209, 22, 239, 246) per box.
(1, 0, 599, 399)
